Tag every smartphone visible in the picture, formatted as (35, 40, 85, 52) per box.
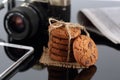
(0, 42, 34, 80)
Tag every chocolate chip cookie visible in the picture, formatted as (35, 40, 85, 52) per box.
(49, 52, 67, 62)
(48, 41, 68, 51)
(49, 40, 74, 51)
(51, 36, 74, 45)
(50, 52, 75, 62)
(50, 25, 81, 39)
(50, 47, 68, 57)
(73, 35, 98, 67)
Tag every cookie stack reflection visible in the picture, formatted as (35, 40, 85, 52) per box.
(48, 65, 97, 80)
(47, 66, 78, 80)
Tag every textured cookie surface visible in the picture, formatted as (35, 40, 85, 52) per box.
(48, 41, 68, 51)
(49, 52, 75, 62)
(50, 53, 67, 62)
(50, 47, 68, 57)
(48, 41, 72, 51)
(73, 35, 98, 67)
(50, 25, 81, 39)
(51, 36, 74, 45)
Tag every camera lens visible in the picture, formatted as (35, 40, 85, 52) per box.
(4, 11, 30, 40)
(4, 2, 48, 40)
(8, 15, 25, 33)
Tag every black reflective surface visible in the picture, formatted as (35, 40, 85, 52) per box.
(0, 0, 120, 80)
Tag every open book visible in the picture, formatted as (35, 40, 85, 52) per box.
(78, 7, 120, 44)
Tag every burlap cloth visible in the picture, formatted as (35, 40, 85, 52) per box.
(40, 47, 85, 68)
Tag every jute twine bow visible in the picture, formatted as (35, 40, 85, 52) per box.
(48, 18, 90, 62)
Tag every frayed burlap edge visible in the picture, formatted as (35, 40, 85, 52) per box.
(39, 47, 86, 69)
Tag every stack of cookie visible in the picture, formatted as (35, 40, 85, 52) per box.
(47, 18, 98, 67)
(48, 23, 81, 62)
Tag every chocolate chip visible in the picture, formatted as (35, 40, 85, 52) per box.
(91, 54, 96, 59)
(90, 56, 93, 62)
(85, 60, 90, 65)
(88, 42, 92, 49)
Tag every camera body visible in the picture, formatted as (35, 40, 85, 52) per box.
(4, 0, 70, 44)
(4, 0, 71, 59)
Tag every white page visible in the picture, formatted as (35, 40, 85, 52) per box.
(81, 7, 120, 44)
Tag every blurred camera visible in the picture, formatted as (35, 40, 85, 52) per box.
(4, 0, 71, 50)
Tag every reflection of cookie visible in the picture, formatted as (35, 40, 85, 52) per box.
(50, 26, 81, 39)
(75, 65, 97, 80)
(51, 36, 74, 45)
(73, 35, 98, 67)
(48, 66, 78, 80)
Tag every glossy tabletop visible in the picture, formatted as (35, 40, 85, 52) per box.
(0, 0, 120, 80)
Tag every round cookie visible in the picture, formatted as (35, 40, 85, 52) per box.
(49, 53, 67, 62)
(49, 24, 81, 39)
(49, 51, 75, 62)
(73, 35, 98, 67)
(50, 47, 68, 57)
(51, 36, 74, 45)
(49, 47, 75, 61)
(48, 41, 68, 51)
